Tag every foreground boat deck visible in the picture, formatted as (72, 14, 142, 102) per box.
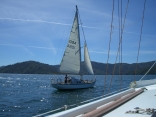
(103, 84, 156, 117)
(44, 81, 156, 117)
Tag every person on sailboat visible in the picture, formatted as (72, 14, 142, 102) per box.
(65, 74, 68, 83)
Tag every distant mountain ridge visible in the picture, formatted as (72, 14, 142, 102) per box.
(0, 61, 155, 75)
(0, 61, 58, 74)
(89, 61, 156, 75)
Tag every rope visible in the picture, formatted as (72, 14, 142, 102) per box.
(139, 60, 156, 81)
(104, 0, 115, 96)
(107, 0, 129, 93)
(126, 107, 156, 115)
(119, 0, 123, 91)
(77, 6, 94, 76)
(134, 0, 146, 80)
(77, 9, 86, 42)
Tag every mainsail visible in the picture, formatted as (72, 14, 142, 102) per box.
(84, 42, 94, 75)
(59, 6, 81, 74)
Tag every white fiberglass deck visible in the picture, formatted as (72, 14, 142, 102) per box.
(103, 84, 156, 117)
(43, 80, 156, 117)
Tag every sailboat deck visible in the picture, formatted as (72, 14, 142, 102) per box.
(44, 79, 156, 117)
(103, 84, 156, 117)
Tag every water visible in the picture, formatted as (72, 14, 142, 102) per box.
(0, 73, 155, 117)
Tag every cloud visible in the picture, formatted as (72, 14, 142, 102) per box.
(0, 43, 34, 56)
(89, 50, 107, 54)
(0, 43, 23, 47)
(140, 50, 156, 54)
(89, 50, 128, 55)
(123, 31, 156, 38)
(28, 45, 57, 50)
(82, 25, 110, 30)
(0, 43, 110, 55)
(1, 17, 156, 38)
(0, 43, 57, 51)
(23, 47, 34, 56)
(0, 17, 71, 26)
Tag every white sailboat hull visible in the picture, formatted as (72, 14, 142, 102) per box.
(52, 82, 95, 90)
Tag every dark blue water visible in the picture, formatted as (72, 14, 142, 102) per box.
(0, 74, 155, 117)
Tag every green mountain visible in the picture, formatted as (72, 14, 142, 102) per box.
(0, 61, 155, 75)
(0, 61, 58, 74)
(89, 61, 156, 75)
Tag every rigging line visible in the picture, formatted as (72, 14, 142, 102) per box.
(107, 0, 129, 94)
(120, 0, 129, 91)
(78, 7, 94, 75)
(139, 60, 156, 81)
(76, 6, 85, 73)
(104, 0, 115, 96)
(120, 0, 123, 91)
(134, 0, 146, 80)
(118, 0, 122, 91)
(77, 7, 86, 42)
(121, 0, 129, 38)
(107, 0, 121, 94)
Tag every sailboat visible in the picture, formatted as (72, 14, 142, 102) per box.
(51, 6, 96, 90)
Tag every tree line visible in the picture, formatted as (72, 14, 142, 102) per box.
(0, 60, 155, 75)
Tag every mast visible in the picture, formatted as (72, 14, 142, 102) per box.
(76, 5, 82, 74)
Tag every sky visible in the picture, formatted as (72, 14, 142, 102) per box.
(0, 0, 155, 66)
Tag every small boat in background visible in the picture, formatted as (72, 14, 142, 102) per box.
(51, 6, 96, 90)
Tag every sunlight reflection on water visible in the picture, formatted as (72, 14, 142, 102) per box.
(0, 73, 155, 116)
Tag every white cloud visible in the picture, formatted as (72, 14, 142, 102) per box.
(0, 17, 71, 26)
(1, 17, 155, 38)
(23, 47, 34, 56)
(0, 43, 57, 51)
(140, 50, 156, 54)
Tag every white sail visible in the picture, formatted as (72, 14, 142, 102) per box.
(59, 7, 81, 74)
(84, 42, 94, 75)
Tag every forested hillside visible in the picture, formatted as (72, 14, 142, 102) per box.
(0, 61, 155, 75)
